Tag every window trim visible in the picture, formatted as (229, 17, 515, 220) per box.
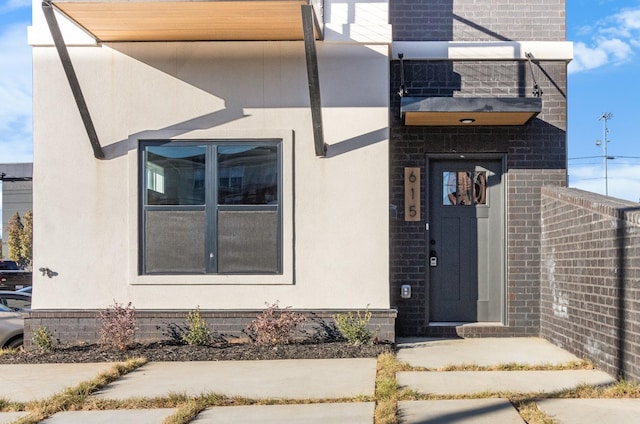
(139, 139, 283, 276)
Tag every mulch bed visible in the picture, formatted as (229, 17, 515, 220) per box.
(0, 341, 395, 364)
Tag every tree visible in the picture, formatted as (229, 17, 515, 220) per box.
(20, 211, 33, 269)
(7, 212, 23, 265)
(7, 211, 32, 269)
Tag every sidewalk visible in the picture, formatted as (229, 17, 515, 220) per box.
(395, 337, 628, 424)
(1, 338, 638, 423)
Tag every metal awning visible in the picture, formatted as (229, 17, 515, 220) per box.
(400, 97, 542, 126)
(51, 0, 323, 42)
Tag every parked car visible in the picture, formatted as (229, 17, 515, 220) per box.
(0, 261, 32, 291)
(0, 303, 25, 349)
(16, 286, 32, 294)
(0, 291, 31, 310)
(0, 291, 30, 349)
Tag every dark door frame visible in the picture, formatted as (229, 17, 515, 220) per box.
(424, 153, 508, 326)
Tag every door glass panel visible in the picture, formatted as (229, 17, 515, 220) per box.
(443, 171, 487, 206)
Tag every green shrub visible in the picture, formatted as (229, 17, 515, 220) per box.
(246, 302, 307, 346)
(97, 301, 137, 351)
(333, 309, 375, 345)
(182, 307, 212, 346)
(32, 326, 55, 351)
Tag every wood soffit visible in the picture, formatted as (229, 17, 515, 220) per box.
(400, 97, 542, 126)
(51, 1, 320, 42)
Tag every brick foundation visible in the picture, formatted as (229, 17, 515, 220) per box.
(24, 309, 397, 349)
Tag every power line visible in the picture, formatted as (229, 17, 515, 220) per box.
(568, 155, 604, 160)
(569, 155, 640, 160)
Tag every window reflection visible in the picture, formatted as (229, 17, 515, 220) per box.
(145, 146, 206, 205)
(218, 146, 278, 205)
(443, 171, 487, 206)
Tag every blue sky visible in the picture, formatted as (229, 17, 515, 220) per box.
(0, 1, 640, 203)
(568, 0, 640, 202)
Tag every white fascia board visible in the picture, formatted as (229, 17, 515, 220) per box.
(324, 24, 392, 43)
(392, 41, 573, 61)
(323, 0, 391, 44)
(28, 5, 97, 47)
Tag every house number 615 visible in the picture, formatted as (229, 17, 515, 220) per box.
(404, 168, 420, 222)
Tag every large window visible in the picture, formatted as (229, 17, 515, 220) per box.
(141, 141, 281, 275)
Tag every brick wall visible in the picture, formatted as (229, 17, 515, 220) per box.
(391, 0, 565, 41)
(540, 187, 640, 383)
(389, 59, 567, 336)
(24, 309, 397, 348)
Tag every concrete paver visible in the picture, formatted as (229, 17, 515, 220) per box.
(536, 399, 640, 424)
(398, 369, 615, 395)
(397, 337, 581, 368)
(0, 412, 28, 423)
(0, 363, 116, 402)
(40, 408, 177, 423)
(95, 358, 377, 400)
(191, 402, 375, 423)
(398, 399, 525, 424)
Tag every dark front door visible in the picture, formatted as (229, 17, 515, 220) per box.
(428, 159, 504, 322)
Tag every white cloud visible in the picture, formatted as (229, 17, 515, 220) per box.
(614, 9, 640, 33)
(570, 7, 640, 74)
(0, 22, 33, 163)
(569, 163, 640, 203)
(569, 41, 610, 73)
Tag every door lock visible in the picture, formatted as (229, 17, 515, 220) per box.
(430, 250, 437, 267)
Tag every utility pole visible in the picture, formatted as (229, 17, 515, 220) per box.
(596, 112, 613, 196)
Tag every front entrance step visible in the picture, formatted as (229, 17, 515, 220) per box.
(423, 324, 463, 337)
(422, 323, 510, 337)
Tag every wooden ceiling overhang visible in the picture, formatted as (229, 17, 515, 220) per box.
(400, 97, 542, 126)
(50, 0, 324, 42)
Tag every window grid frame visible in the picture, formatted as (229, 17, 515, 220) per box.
(139, 139, 283, 276)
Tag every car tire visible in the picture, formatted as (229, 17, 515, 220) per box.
(5, 336, 23, 349)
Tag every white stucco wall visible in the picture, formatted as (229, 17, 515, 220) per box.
(30, 4, 390, 311)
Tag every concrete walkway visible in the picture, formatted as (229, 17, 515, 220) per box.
(1, 337, 639, 423)
(395, 337, 635, 424)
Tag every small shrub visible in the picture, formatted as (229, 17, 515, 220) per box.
(246, 302, 307, 346)
(333, 308, 375, 345)
(97, 301, 137, 351)
(32, 326, 55, 351)
(182, 307, 211, 346)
